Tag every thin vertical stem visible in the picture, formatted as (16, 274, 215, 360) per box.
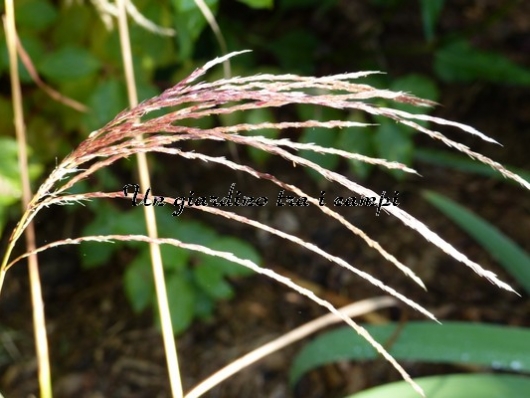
(115, 1, 184, 397)
(3, 1, 52, 397)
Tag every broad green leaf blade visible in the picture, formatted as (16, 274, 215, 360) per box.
(389, 74, 439, 134)
(193, 235, 261, 300)
(267, 29, 319, 74)
(16, 0, 58, 31)
(236, 0, 273, 9)
(124, 253, 154, 313)
(434, 41, 530, 85)
(415, 149, 530, 185)
(159, 244, 190, 273)
(423, 191, 530, 294)
(337, 124, 374, 180)
(193, 263, 235, 300)
(197, 237, 261, 277)
(290, 322, 530, 386)
(159, 272, 196, 334)
(0, 35, 46, 82)
(171, 0, 219, 60)
(390, 74, 439, 114)
(348, 374, 530, 398)
(299, 127, 340, 182)
(170, 219, 218, 246)
(374, 120, 413, 180)
(51, 2, 92, 46)
(0, 137, 42, 236)
(244, 108, 279, 165)
(84, 79, 128, 132)
(38, 46, 101, 81)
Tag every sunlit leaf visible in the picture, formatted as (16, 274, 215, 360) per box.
(290, 322, 530, 386)
(348, 374, 530, 398)
(236, 0, 273, 9)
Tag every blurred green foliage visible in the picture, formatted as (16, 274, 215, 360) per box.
(80, 199, 259, 334)
(1, 0, 528, 337)
(347, 374, 530, 398)
(0, 138, 42, 236)
(0, 0, 274, 334)
(293, 0, 530, 182)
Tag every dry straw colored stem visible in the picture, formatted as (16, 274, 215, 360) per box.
(3, 1, 52, 397)
(116, 0, 184, 397)
(185, 296, 397, 398)
(1, 51, 528, 397)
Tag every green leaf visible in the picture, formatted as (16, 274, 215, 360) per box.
(80, 206, 120, 268)
(267, 29, 319, 74)
(236, 0, 273, 9)
(435, 41, 530, 85)
(299, 128, 340, 182)
(419, 0, 444, 42)
(16, 0, 58, 31)
(129, 3, 175, 69)
(84, 79, 128, 132)
(415, 149, 530, 186)
(124, 254, 154, 313)
(390, 74, 439, 113)
(193, 290, 216, 319)
(160, 272, 196, 334)
(193, 263, 235, 300)
(374, 120, 413, 179)
(290, 322, 530, 386)
(0, 35, 46, 82)
(198, 237, 260, 277)
(244, 108, 279, 165)
(171, 0, 219, 60)
(388, 74, 438, 134)
(423, 191, 530, 294)
(80, 203, 146, 268)
(38, 46, 101, 82)
(170, 219, 218, 246)
(0, 137, 41, 235)
(348, 374, 530, 398)
(193, 236, 260, 300)
(336, 113, 375, 180)
(160, 244, 190, 273)
(51, 2, 92, 46)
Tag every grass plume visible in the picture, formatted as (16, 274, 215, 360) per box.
(1, 50, 528, 396)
